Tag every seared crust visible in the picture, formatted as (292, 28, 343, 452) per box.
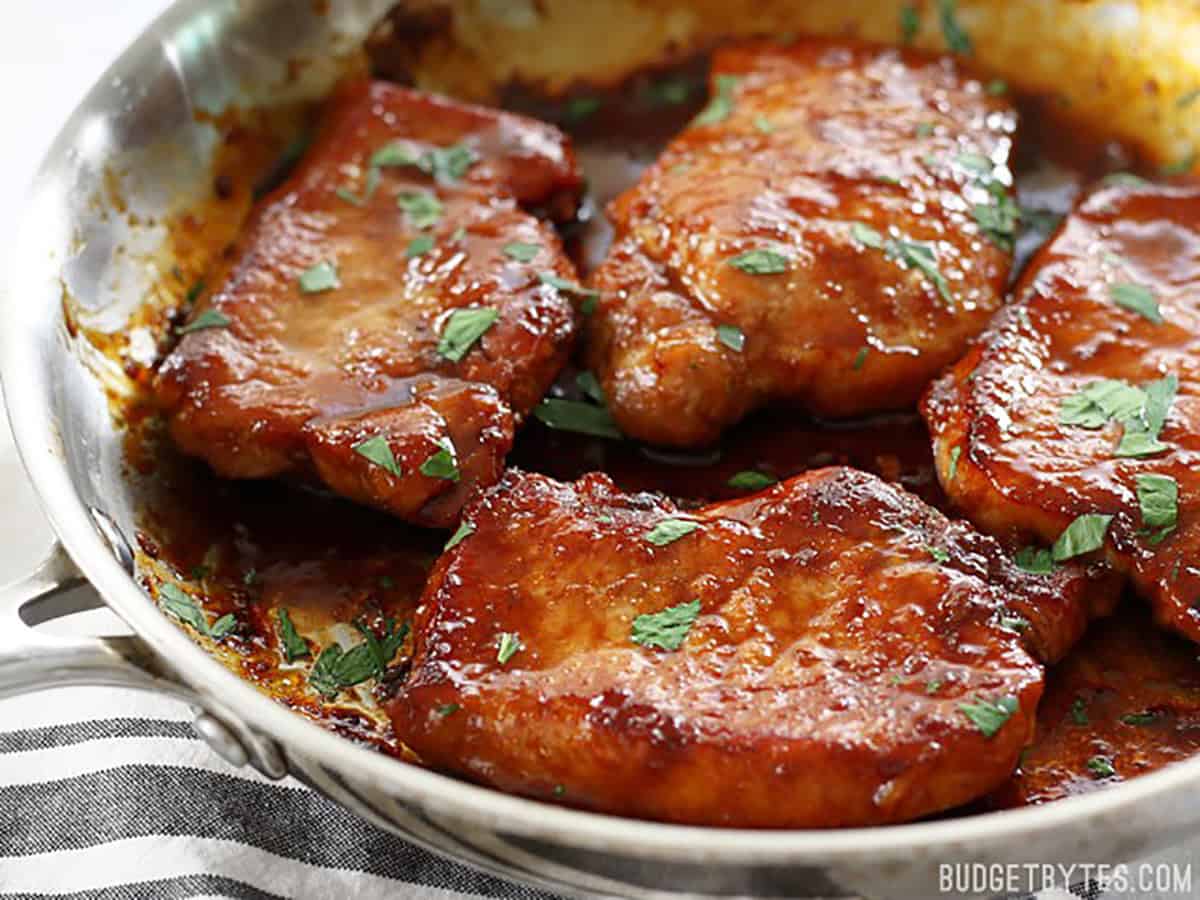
(923, 181, 1200, 643)
(586, 40, 1016, 447)
(155, 80, 583, 527)
(390, 467, 1115, 828)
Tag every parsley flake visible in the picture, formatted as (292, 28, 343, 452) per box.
(276, 608, 310, 663)
(336, 166, 381, 207)
(1051, 513, 1113, 562)
(1121, 710, 1161, 726)
(503, 241, 540, 262)
(177, 309, 231, 335)
(565, 96, 601, 122)
(1086, 755, 1116, 779)
(900, 3, 920, 44)
(645, 518, 700, 547)
(852, 347, 869, 371)
(927, 545, 951, 564)
(754, 116, 776, 135)
(631, 599, 701, 651)
(576, 370, 606, 405)
(947, 445, 962, 481)
(533, 398, 622, 439)
(1070, 697, 1089, 725)
(959, 695, 1018, 738)
(436, 703, 461, 718)
(1110, 282, 1163, 323)
(1014, 546, 1056, 575)
(539, 272, 600, 305)
(420, 437, 460, 482)
(438, 307, 498, 362)
(728, 470, 777, 491)
(693, 74, 739, 127)
(973, 182, 1020, 252)
(158, 583, 236, 641)
(406, 234, 435, 258)
(1136, 473, 1178, 534)
(496, 632, 523, 665)
(717, 324, 746, 351)
(938, 0, 973, 55)
(397, 191, 443, 229)
(298, 260, 339, 294)
(309, 619, 408, 698)
(851, 222, 885, 249)
(444, 520, 475, 551)
(728, 248, 790, 275)
(353, 435, 401, 477)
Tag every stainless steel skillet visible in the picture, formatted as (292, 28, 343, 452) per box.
(3, 2, 1200, 897)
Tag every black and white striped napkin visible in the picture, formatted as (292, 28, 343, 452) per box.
(0, 686, 1194, 899)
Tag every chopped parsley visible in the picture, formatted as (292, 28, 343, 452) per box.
(900, 3, 920, 44)
(1086, 755, 1116, 779)
(1110, 282, 1163, 324)
(728, 470, 777, 491)
(435, 703, 461, 718)
(754, 116, 776, 135)
(1136, 473, 1178, 544)
(1060, 376, 1177, 459)
(959, 695, 1018, 738)
(438, 307, 499, 362)
(420, 437, 460, 482)
(693, 74, 739, 127)
(926, 679, 943, 695)
(717, 324, 746, 351)
(631, 598, 701, 651)
(1121, 711, 1161, 726)
(397, 191, 443, 229)
(852, 347, 869, 371)
(533, 398, 622, 439)
(728, 248, 790, 275)
(575, 370, 606, 405)
(309, 618, 408, 698)
(372, 141, 477, 182)
(914, 122, 936, 139)
(275, 608, 310, 663)
(336, 166, 381, 207)
(973, 181, 1020, 252)
(998, 612, 1030, 634)
(298, 260, 339, 294)
(1070, 697, 1089, 725)
(503, 241, 540, 262)
(645, 76, 693, 106)
(645, 518, 700, 547)
(1014, 546, 1056, 575)
(852, 223, 952, 301)
(947, 445, 962, 481)
(986, 79, 1008, 96)
(444, 520, 475, 551)
(938, 0, 973, 55)
(158, 583, 236, 641)
(927, 545, 951, 564)
(177, 309, 231, 335)
(1051, 513, 1113, 562)
(406, 234, 435, 258)
(565, 96, 601, 122)
(353, 435, 401, 477)
(496, 632, 523, 665)
(539, 272, 600, 308)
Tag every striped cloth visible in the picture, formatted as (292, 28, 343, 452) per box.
(0, 686, 1194, 899)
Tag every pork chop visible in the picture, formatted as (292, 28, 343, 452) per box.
(156, 80, 584, 527)
(586, 39, 1018, 447)
(923, 180, 1200, 643)
(390, 467, 1116, 827)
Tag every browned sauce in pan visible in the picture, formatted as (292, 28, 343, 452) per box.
(111, 49, 1199, 809)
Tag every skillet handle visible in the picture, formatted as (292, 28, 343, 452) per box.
(0, 541, 287, 778)
(0, 541, 165, 697)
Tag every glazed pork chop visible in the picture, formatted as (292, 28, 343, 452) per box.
(923, 181, 1200, 643)
(586, 40, 1018, 447)
(390, 467, 1117, 828)
(155, 80, 584, 527)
